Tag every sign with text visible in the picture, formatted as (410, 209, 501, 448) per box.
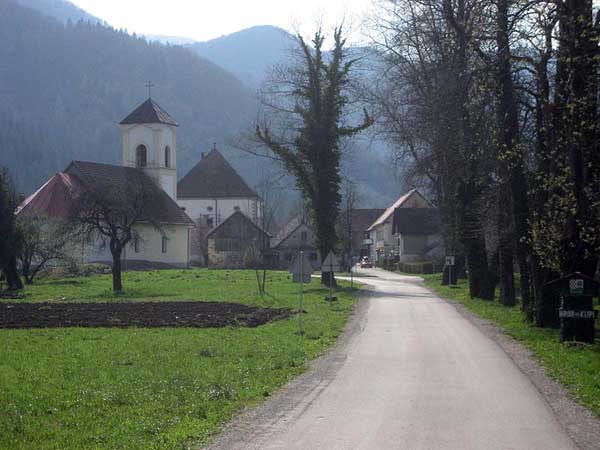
(559, 310, 595, 319)
(569, 279, 585, 296)
(289, 253, 313, 283)
(445, 256, 455, 266)
(322, 251, 341, 272)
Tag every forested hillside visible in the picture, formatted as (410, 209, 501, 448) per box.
(15, 0, 101, 24)
(0, 0, 399, 207)
(0, 0, 257, 195)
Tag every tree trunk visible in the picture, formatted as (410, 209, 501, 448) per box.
(321, 270, 337, 287)
(557, 0, 599, 277)
(497, 185, 516, 306)
(457, 181, 495, 300)
(4, 256, 23, 291)
(111, 249, 123, 293)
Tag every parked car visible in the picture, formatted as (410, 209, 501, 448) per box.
(360, 257, 373, 268)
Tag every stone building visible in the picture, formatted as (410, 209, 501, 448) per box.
(206, 211, 270, 268)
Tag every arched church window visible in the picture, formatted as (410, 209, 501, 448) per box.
(164, 146, 171, 168)
(136, 145, 147, 168)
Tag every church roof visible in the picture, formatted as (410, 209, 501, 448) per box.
(16, 172, 81, 217)
(65, 161, 193, 225)
(177, 149, 258, 199)
(119, 98, 179, 127)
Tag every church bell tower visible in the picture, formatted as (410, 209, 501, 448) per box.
(119, 94, 178, 200)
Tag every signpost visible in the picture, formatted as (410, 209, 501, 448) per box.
(323, 251, 341, 303)
(445, 255, 456, 286)
(289, 251, 313, 335)
(545, 272, 599, 343)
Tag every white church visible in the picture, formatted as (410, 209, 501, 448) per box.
(17, 97, 262, 268)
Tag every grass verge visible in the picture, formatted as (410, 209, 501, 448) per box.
(421, 273, 600, 418)
(0, 269, 360, 449)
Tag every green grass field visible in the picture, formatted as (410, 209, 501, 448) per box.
(421, 274, 600, 417)
(0, 269, 360, 450)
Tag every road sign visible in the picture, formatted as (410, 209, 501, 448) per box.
(323, 251, 341, 272)
(445, 256, 455, 266)
(289, 252, 313, 283)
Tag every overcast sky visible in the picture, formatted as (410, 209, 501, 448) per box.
(69, 0, 375, 43)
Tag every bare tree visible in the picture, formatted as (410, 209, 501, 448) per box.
(17, 215, 72, 284)
(68, 170, 162, 292)
(336, 179, 360, 272)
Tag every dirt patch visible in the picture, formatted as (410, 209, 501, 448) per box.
(0, 302, 291, 329)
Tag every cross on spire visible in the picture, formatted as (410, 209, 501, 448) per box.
(145, 81, 155, 99)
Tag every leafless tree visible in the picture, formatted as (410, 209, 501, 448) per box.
(17, 214, 72, 284)
(67, 170, 162, 292)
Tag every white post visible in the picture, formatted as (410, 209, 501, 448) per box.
(299, 251, 304, 335)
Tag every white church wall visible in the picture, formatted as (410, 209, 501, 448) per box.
(84, 224, 190, 268)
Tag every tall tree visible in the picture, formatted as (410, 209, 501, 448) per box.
(255, 27, 372, 284)
(0, 167, 23, 290)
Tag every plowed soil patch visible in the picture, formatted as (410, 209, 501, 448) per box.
(0, 301, 291, 329)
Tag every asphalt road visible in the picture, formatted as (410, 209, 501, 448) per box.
(206, 269, 578, 450)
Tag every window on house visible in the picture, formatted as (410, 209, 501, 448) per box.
(309, 252, 317, 261)
(133, 236, 140, 253)
(215, 238, 241, 252)
(164, 146, 171, 168)
(234, 206, 241, 212)
(161, 235, 168, 253)
(207, 217, 214, 228)
(300, 231, 308, 242)
(286, 253, 293, 261)
(136, 145, 147, 168)
(207, 206, 213, 212)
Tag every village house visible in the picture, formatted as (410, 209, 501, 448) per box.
(206, 211, 271, 268)
(16, 97, 195, 267)
(270, 215, 321, 270)
(366, 189, 441, 263)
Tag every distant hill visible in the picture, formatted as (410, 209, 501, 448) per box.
(188, 26, 295, 88)
(0, 0, 257, 195)
(15, 0, 102, 24)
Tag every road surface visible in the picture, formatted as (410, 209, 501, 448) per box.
(206, 269, 578, 450)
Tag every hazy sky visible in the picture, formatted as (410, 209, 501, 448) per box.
(69, 0, 374, 43)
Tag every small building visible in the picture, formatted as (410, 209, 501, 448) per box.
(270, 215, 321, 270)
(366, 189, 435, 263)
(206, 211, 271, 268)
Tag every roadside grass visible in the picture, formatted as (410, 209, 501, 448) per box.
(0, 269, 360, 450)
(421, 273, 600, 417)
